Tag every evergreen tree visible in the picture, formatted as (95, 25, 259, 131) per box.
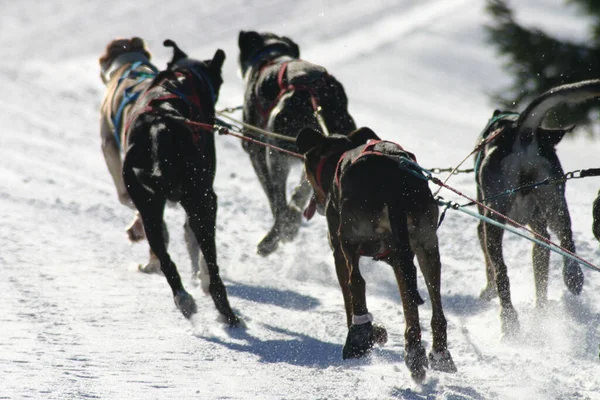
(486, 0, 600, 130)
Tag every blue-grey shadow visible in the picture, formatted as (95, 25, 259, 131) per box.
(370, 280, 491, 318)
(391, 381, 486, 400)
(205, 323, 402, 368)
(563, 294, 600, 359)
(442, 293, 493, 317)
(225, 281, 320, 311)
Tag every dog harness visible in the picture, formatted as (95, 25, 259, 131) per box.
(110, 60, 158, 151)
(334, 140, 417, 189)
(307, 140, 419, 260)
(256, 60, 330, 125)
(473, 112, 520, 185)
(123, 69, 214, 148)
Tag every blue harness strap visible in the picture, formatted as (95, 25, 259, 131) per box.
(111, 61, 158, 150)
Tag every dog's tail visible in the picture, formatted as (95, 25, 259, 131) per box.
(518, 79, 600, 133)
(387, 167, 432, 306)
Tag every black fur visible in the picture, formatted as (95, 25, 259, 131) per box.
(238, 31, 357, 256)
(297, 127, 456, 381)
(474, 79, 600, 335)
(122, 40, 239, 325)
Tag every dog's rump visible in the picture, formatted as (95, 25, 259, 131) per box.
(334, 140, 419, 188)
(473, 111, 520, 183)
(123, 71, 210, 149)
(253, 59, 332, 126)
(334, 140, 432, 255)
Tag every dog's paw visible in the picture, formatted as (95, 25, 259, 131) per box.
(342, 322, 374, 359)
(405, 344, 428, 383)
(563, 259, 584, 295)
(373, 323, 388, 345)
(279, 207, 302, 242)
(500, 307, 520, 338)
(429, 349, 457, 373)
(257, 230, 280, 256)
(138, 259, 161, 274)
(174, 290, 197, 319)
(125, 215, 145, 242)
(479, 284, 498, 301)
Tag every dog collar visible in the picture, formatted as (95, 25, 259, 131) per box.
(102, 52, 155, 84)
(243, 44, 294, 79)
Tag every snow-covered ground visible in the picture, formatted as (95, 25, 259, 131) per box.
(2, 0, 600, 399)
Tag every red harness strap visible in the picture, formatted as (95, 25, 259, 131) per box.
(123, 72, 209, 147)
(256, 61, 326, 123)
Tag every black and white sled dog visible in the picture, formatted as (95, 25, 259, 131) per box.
(475, 79, 600, 335)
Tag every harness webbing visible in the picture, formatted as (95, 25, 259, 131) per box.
(122, 69, 214, 148)
(111, 61, 158, 150)
(256, 60, 331, 135)
(473, 112, 520, 183)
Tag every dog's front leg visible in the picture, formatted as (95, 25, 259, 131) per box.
(101, 119, 133, 209)
(180, 189, 241, 327)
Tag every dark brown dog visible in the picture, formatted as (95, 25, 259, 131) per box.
(238, 31, 357, 256)
(475, 80, 600, 335)
(296, 127, 456, 382)
(99, 37, 159, 267)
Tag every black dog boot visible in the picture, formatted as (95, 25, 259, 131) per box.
(343, 315, 374, 359)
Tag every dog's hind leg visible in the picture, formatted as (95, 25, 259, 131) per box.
(409, 204, 456, 376)
(331, 202, 375, 359)
(244, 142, 276, 212)
(256, 150, 292, 256)
(478, 219, 498, 301)
(281, 171, 312, 240)
(139, 224, 169, 274)
(546, 194, 584, 295)
(383, 233, 428, 380)
(391, 252, 429, 382)
(530, 214, 550, 308)
(184, 218, 209, 294)
(482, 208, 520, 335)
(123, 155, 196, 318)
(180, 189, 240, 327)
(339, 243, 375, 360)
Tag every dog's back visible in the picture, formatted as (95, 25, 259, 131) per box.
(335, 142, 434, 252)
(248, 59, 355, 138)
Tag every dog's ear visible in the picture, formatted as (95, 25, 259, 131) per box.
(131, 37, 151, 60)
(238, 31, 263, 52)
(164, 39, 188, 69)
(282, 36, 300, 58)
(297, 128, 326, 154)
(348, 127, 380, 145)
(538, 125, 575, 147)
(210, 49, 226, 73)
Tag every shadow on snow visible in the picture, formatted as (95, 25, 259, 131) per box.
(225, 280, 321, 311)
